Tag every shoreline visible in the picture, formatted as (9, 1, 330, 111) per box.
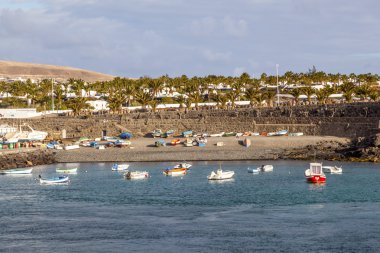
(54, 136, 350, 163)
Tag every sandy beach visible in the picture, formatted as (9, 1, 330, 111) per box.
(54, 136, 350, 163)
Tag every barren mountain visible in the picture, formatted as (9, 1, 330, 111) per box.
(0, 60, 115, 82)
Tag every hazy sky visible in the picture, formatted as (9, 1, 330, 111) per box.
(0, 0, 379, 78)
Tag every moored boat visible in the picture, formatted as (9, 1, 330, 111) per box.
(64, 144, 80, 150)
(152, 129, 163, 138)
(1, 168, 33, 174)
(125, 171, 149, 179)
(207, 169, 235, 180)
(305, 162, 326, 183)
(322, 166, 343, 174)
(173, 162, 192, 169)
(259, 165, 273, 172)
(182, 130, 193, 138)
(247, 167, 259, 174)
(56, 168, 78, 174)
(171, 138, 181, 145)
(112, 163, 130, 171)
(163, 167, 187, 176)
(39, 175, 70, 184)
(184, 138, 193, 147)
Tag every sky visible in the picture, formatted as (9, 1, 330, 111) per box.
(0, 0, 379, 78)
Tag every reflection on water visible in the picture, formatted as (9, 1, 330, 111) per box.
(208, 178, 235, 184)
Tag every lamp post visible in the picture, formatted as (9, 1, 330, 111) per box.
(51, 78, 55, 112)
(276, 64, 280, 106)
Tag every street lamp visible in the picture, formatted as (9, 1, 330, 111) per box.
(276, 64, 280, 106)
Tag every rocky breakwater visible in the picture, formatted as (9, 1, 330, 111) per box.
(0, 149, 56, 170)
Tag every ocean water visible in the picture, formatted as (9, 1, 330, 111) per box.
(1, 160, 380, 252)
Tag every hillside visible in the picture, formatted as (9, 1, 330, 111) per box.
(0, 60, 115, 82)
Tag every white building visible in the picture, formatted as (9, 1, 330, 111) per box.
(86, 100, 109, 111)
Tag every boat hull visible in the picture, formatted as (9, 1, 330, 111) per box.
(306, 175, 326, 183)
(112, 164, 129, 171)
(1, 168, 33, 174)
(125, 171, 149, 179)
(40, 176, 69, 184)
(163, 168, 187, 176)
(207, 170, 235, 180)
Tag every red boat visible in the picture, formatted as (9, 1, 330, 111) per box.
(305, 163, 326, 183)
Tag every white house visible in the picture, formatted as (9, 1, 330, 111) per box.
(86, 100, 109, 111)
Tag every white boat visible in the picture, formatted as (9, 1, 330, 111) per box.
(112, 163, 130, 171)
(247, 167, 259, 174)
(289, 132, 304, 136)
(4, 124, 48, 143)
(39, 175, 70, 184)
(125, 171, 149, 179)
(1, 168, 33, 174)
(322, 166, 343, 174)
(210, 132, 225, 137)
(173, 163, 192, 169)
(207, 169, 235, 180)
(56, 168, 78, 174)
(64, 144, 80, 150)
(184, 138, 193, 147)
(259, 165, 273, 172)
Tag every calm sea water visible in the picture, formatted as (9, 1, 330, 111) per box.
(1, 160, 380, 252)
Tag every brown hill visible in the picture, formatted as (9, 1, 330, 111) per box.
(0, 60, 115, 82)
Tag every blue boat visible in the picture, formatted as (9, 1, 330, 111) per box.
(182, 130, 193, 137)
(155, 139, 166, 147)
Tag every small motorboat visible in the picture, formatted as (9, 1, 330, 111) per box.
(155, 139, 166, 147)
(163, 168, 187, 176)
(182, 130, 193, 138)
(173, 163, 192, 169)
(247, 167, 260, 174)
(1, 168, 33, 174)
(184, 138, 193, 147)
(171, 139, 181, 145)
(39, 175, 70, 184)
(207, 169, 235, 180)
(322, 166, 343, 174)
(259, 165, 273, 172)
(112, 163, 130, 171)
(125, 171, 149, 180)
(305, 162, 326, 183)
(56, 168, 78, 174)
(152, 129, 163, 138)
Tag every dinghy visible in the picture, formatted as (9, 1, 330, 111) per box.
(1, 168, 33, 174)
(39, 175, 70, 184)
(207, 169, 235, 180)
(112, 163, 130, 171)
(322, 166, 342, 174)
(163, 168, 187, 176)
(125, 171, 149, 180)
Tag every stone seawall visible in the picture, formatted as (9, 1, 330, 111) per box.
(0, 149, 55, 170)
(1, 102, 379, 139)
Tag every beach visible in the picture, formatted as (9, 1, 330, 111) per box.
(54, 136, 350, 163)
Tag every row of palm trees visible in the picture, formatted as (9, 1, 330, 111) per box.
(0, 71, 379, 115)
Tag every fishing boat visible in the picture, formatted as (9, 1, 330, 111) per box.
(184, 138, 193, 147)
(322, 166, 343, 174)
(305, 162, 326, 183)
(125, 171, 149, 179)
(259, 165, 274, 172)
(39, 175, 70, 184)
(112, 163, 130, 171)
(155, 139, 166, 147)
(162, 129, 175, 138)
(171, 138, 181, 145)
(267, 130, 288, 137)
(1, 168, 33, 174)
(182, 130, 193, 138)
(4, 124, 48, 143)
(152, 129, 163, 138)
(207, 169, 235, 180)
(247, 167, 260, 174)
(209, 132, 225, 137)
(223, 132, 236, 137)
(114, 140, 131, 147)
(163, 167, 187, 176)
(56, 168, 78, 174)
(243, 138, 251, 147)
(173, 162, 192, 169)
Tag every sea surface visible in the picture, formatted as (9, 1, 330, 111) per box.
(1, 160, 380, 253)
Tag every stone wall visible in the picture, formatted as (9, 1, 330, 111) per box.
(1, 102, 380, 139)
(0, 149, 55, 170)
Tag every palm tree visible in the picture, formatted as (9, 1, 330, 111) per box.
(288, 88, 302, 106)
(265, 91, 276, 107)
(65, 97, 92, 116)
(188, 91, 202, 110)
(301, 87, 315, 105)
(135, 89, 153, 109)
(368, 90, 380, 102)
(254, 93, 267, 107)
(244, 88, 257, 107)
(315, 89, 328, 104)
(174, 95, 186, 110)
